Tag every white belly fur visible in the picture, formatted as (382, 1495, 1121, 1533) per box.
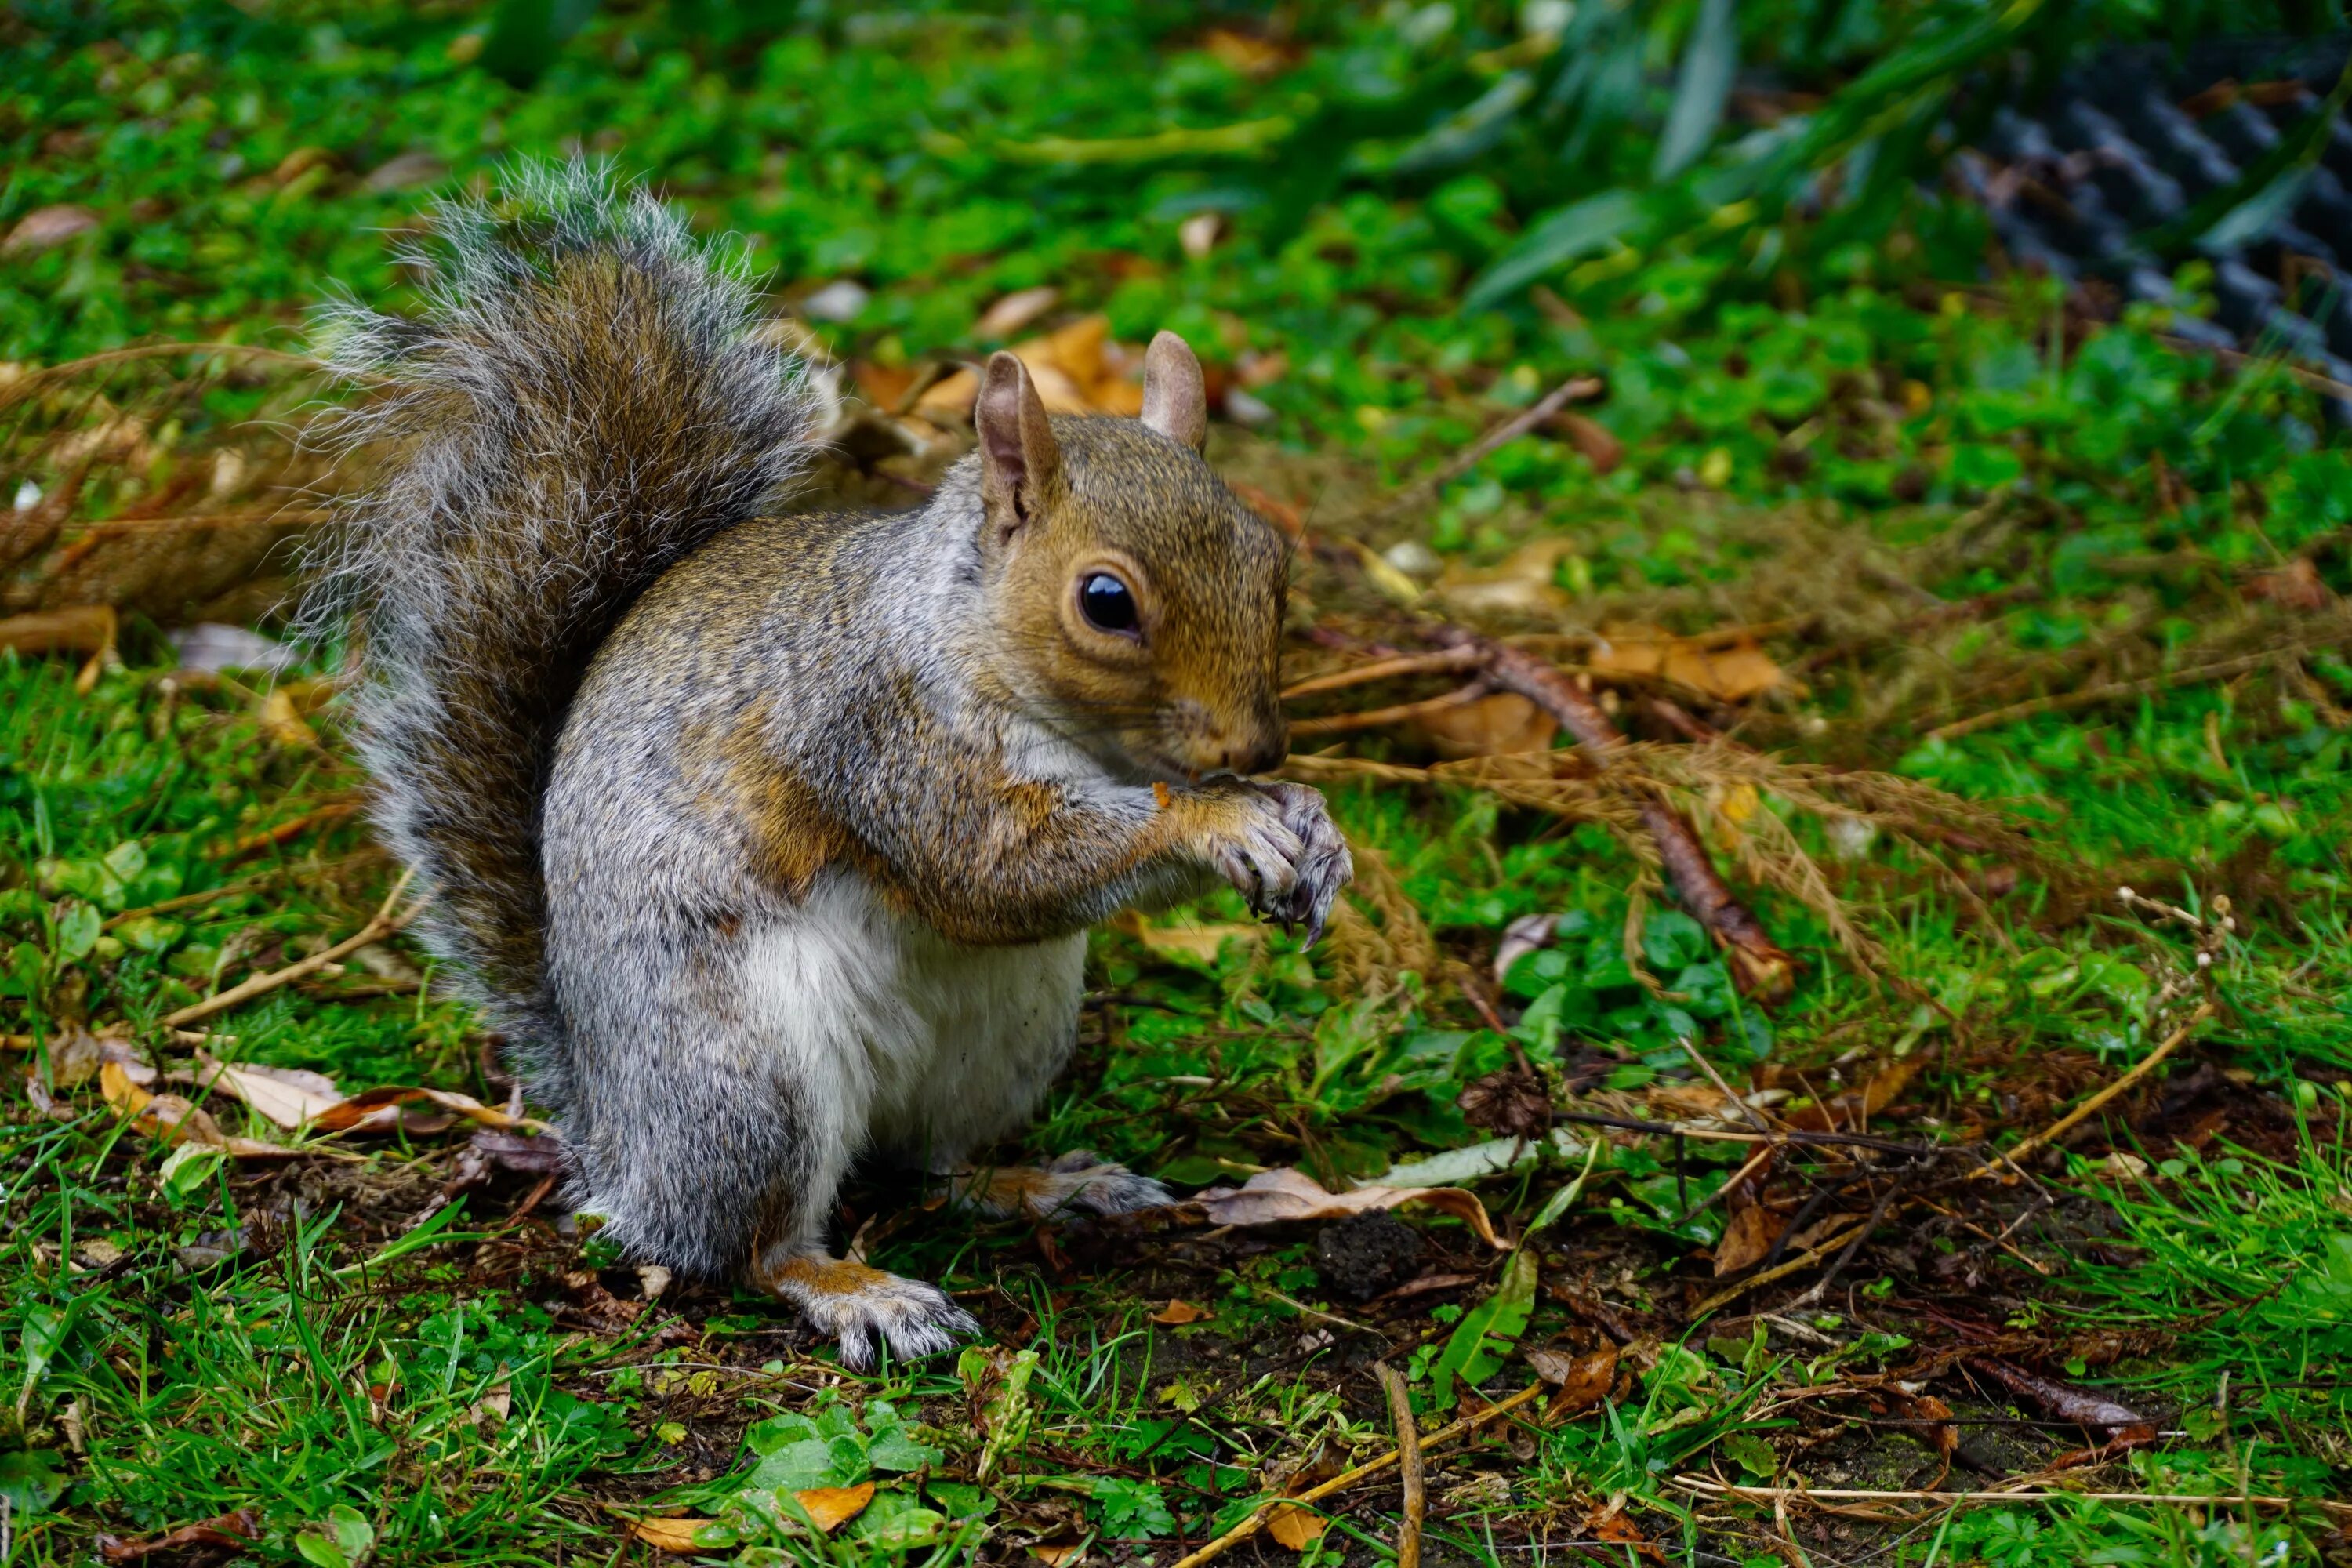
(739, 872, 1087, 1179)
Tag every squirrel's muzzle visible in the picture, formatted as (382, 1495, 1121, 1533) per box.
(1165, 699, 1287, 779)
(1220, 724, 1288, 779)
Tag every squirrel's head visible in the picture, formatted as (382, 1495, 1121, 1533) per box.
(975, 332, 1291, 785)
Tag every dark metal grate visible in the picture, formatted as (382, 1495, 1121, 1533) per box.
(1959, 35, 2352, 415)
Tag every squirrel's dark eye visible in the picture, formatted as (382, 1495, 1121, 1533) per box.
(1079, 572, 1139, 635)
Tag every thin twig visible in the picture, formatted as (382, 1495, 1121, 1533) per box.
(1987, 1003, 2216, 1175)
(1672, 1142, 1776, 1227)
(2154, 331, 2352, 403)
(1553, 1108, 1932, 1157)
(1433, 629, 1797, 1000)
(1918, 1199, 2056, 1276)
(1786, 1174, 1905, 1311)
(1927, 653, 2306, 741)
(102, 862, 302, 930)
(161, 869, 416, 1029)
(1672, 1475, 2352, 1518)
(1165, 1384, 1544, 1568)
(1287, 682, 1493, 738)
(1375, 1363, 1424, 1568)
(1679, 1036, 1774, 1134)
(1254, 1286, 1384, 1338)
(1365, 376, 1602, 525)
(0, 341, 335, 413)
(64, 506, 335, 538)
(223, 800, 361, 859)
(1691, 1220, 1874, 1319)
(1282, 648, 1487, 699)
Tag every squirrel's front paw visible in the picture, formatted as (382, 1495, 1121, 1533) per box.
(1253, 782, 1353, 945)
(762, 1252, 979, 1371)
(1196, 782, 1352, 945)
(1196, 784, 1307, 914)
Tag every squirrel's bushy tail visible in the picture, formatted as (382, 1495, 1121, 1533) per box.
(307, 162, 819, 1028)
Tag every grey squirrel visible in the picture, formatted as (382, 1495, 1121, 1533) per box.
(309, 164, 1352, 1367)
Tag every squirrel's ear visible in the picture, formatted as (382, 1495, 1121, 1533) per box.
(1140, 331, 1207, 452)
(977, 351, 1061, 539)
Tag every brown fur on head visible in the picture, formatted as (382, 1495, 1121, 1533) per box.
(975, 332, 1290, 784)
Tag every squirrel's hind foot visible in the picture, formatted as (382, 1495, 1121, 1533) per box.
(759, 1251, 979, 1370)
(950, 1152, 1176, 1222)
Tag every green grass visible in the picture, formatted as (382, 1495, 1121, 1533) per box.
(9, 3, 2352, 1566)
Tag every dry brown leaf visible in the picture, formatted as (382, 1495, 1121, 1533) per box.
(256, 689, 318, 749)
(474, 1370, 514, 1424)
(0, 604, 118, 656)
(273, 146, 336, 183)
(1645, 1082, 1755, 1123)
(5, 204, 99, 254)
(1785, 1058, 1916, 1133)
(916, 313, 1142, 421)
(913, 368, 978, 420)
(1669, 641, 1785, 702)
(1195, 1167, 1507, 1249)
(1022, 314, 1138, 415)
(1179, 212, 1224, 259)
(1588, 623, 1789, 702)
(1785, 1211, 1866, 1252)
(364, 149, 447, 191)
(629, 1517, 719, 1554)
(850, 359, 916, 410)
(1968, 1357, 2152, 1439)
(183, 1052, 340, 1129)
(974, 286, 1062, 339)
(311, 1084, 542, 1134)
(1880, 1388, 1957, 1479)
(42, 1029, 150, 1090)
(562, 1271, 647, 1334)
(162, 1053, 542, 1142)
(1229, 480, 1304, 537)
(1201, 27, 1297, 77)
(1149, 1299, 1213, 1325)
(1411, 691, 1557, 759)
(1712, 1203, 1787, 1277)
(96, 1511, 261, 1563)
(1554, 411, 1624, 474)
(793, 1482, 877, 1534)
(1028, 1544, 1086, 1566)
(1584, 1503, 1660, 1561)
(100, 1060, 284, 1156)
(1112, 909, 1264, 962)
(1434, 539, 1576, 617)
(468, 1128, 565, 1174)
(1533, 1341, 1619, 1420)
(48, 408, 155, 470)
(2246, 557, 2332, 610)
(1265, 1503, 1328, 1551)
(1236, 349, 1288, 389)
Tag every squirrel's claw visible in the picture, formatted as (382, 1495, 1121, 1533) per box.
(1253, 781, 1352, 946)
(1201, 780, 1350, 942)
